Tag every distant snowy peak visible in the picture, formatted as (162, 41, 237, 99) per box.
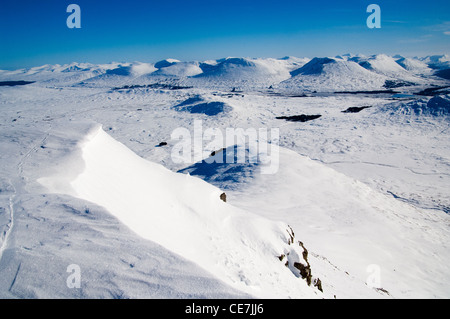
(278, 56, 311, 72)
(420, 55, 450, 70)
(197, 57, 259, 77)
(1, 54, 448, 91)
(279, 57, 388, 93)
(290, 57, 336, 76)
(354, 54, 406, 73)
(350, 54, 425, 83)
(386, 94, 450, 117)
(154, 58, 181, 69)
(395, 57, 433, 75)
(106, 62, 156, 76)
(187, 57, 294, 89)
(152, 61, 203, 77)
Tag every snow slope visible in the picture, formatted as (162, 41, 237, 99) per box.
(1, 54, 445, 92)
(278, 57, 388, 93)
(190, 57, 293, 90)
(421, 55, 450, 70)
(0, 193, 251, 299)
(1, 54, 449, 299)
(152, 61, 203, 77)
(78, 62, 157, 88)
(396, 57, 434, 76)
(0, 62, 118, 87)
(178, 143, 450, 298)
(351, 54, 424, 84)
(226, 147, 450, 299)
(37, 125, 327, 299)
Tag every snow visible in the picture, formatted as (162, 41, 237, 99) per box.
(351, 54, 423, 83)
(420, 55, 450, 70)
(189, 57, 293, 90)
(152, 61, 203, 77)
(278, 57, 388, 93)
(154, 59, 181, 69)
(396, 57, 434, 76)
(38, 125, 325, 299)
(229, 147, 450, 298)
(0, 54, 449, 299)
(385, 94, 450, 117)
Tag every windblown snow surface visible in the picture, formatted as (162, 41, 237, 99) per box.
(0, 54, 449, 299)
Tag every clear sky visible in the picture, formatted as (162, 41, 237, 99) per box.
(0, 0, 449, 69)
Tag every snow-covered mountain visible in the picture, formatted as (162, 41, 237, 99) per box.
(188, 57, 295, 90)
(0, 54, 449, 299)
(420, 55, 450, 70)
(395, 57, 434, 76)
(1, 54, 448, 92)
(36, 124, 330, 299)
(278, 57, 389, 93)
(349, 54, 426, 84)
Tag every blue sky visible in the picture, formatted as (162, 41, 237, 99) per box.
(0, 0, 449, 69)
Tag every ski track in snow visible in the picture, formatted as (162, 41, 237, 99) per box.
(0, 181, 16, 263)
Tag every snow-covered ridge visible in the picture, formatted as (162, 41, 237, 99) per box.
(38, 125, 327, 298)
(278, 57, 388, 93)
(33, 123, 450, 299)
(1, 54, 447, 91)
(1, 54, 449, 298)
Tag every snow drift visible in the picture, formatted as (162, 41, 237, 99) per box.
(385, 94, 450, 117)
(174, 95, 232, 116)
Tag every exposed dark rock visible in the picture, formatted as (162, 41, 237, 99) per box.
(0, 81, 35, 87)
(414, 86, 450, 96)
(278, 227, 323, 292)
(220, 192, 227, 203)
(294, 262, 312, 286)
(314, 278, 323, 292)
(298, 241, 308, 262)
(384, 80, 414, 89)
(276, 114, 321, 122)
(286, 226, 295, 245)
(342, 106, 372, 113)
(158, 142, 167, 147)
(210, 148, 225, 157)
(112, 83, 192, 91)
(375, 287, 390, 295)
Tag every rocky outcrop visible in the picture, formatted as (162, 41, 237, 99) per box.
(276, 114, 321, 122)
(342, 106, 372, 113)
(279, 226, 323, 293)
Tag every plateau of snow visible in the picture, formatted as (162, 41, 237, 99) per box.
(0, 54, 449, 299)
